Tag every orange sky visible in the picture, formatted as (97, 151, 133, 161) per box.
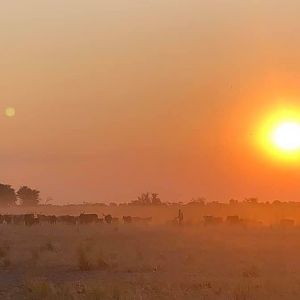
(1, 1, 300, 204)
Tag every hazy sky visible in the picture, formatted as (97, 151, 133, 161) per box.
(1, 0, 300, 203)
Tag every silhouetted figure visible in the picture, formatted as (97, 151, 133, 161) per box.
(178, 209, 184, 225)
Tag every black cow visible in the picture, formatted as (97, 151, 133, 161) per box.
(24, 214, 38, 226)
(37, 214, 48, 223)
(203, 216, 223, 226)
(13, 215, 25, 225)
(57, 215, 77, 225)
(48, 215, 57, 224)
(103, 214, 113, 224)
(97, 218, 104, 224)
(123, 216, 132, 224)
(38, 214, 57, 224)
(79, 214, 98, 224)
(4, 215, 13, 225)
(226, 215, 242, 225)
(132, 217, 152, 223)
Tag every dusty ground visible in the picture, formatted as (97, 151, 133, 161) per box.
(0, 223, 299, 299)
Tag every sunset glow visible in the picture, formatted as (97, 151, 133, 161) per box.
(2, 0, 300, 204)
(258, 107, 300, 161)
(272, 122, 300, 152)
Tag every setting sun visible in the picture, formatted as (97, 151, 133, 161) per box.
(271, 122, 300, 152)
(257, 107, 300, 161)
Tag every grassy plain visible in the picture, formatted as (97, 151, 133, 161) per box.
(0, 218, 299, 299)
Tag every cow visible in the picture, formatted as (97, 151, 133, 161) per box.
(97, 218, 104, 224)
(226, 215, 242, 225)
(203, 216, 223, 226)
(123, 216, 132, 224)
(78, 214, 98, 224)
(13, 215, 25, 225)
(24, 214, 39, 226)
(3, 215, 13, 225)
(57, 215, 77, 225)
(37, 215, 57, 225)
(132, 217, 152, 224)
(37, 214, 48, 223)
(103, 214, 113, 224)
(48, 215, 57, 225)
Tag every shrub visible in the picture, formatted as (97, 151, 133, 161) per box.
(78, 247, 92, 271)
(0, 245, 11, 269)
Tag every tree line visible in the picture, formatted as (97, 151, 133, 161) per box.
(130, 193, 162, 205)
(0, 183, 40, 207)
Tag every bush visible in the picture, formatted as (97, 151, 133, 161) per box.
(78, 247, 92, 271)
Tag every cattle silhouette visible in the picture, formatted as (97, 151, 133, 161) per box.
(57, 215, 77, 225)
(13, 215, 25, 225)
(226, 216, 242, 225)
(79, 214, 98, 224)
(203, 216, 223, 225)
(132, 217, 152, 223)
(37, 214, 57, 224)
(103, 214, 113, 224)
(4, 215, 13, 225)
(24, 214, 39, 226)
(123, 216, 132, 224)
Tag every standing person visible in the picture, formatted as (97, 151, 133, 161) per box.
(178, 209, 184, 225)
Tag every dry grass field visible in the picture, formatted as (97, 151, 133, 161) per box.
(0, 222, 299, 299)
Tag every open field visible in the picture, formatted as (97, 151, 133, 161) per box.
(0, 222, 299, 299)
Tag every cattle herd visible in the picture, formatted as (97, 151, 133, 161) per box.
(0, 213, 153, 226)
(203, 215, 296, 227)
(0, 213, 295, 227)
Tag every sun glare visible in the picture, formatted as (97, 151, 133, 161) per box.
(257, 107, 300, 162)
(271, 122, 300, 152)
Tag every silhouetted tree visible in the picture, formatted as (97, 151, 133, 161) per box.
(0, 184, 17, 206)
(45, 197, 53, 205)
(151, 193, 162, 205)
(17, 186, 40, 206)
(138, 193, 151, 205)
(130, 193, 154, 205)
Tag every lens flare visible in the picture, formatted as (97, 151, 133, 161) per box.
(5, 107, 16, 118)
